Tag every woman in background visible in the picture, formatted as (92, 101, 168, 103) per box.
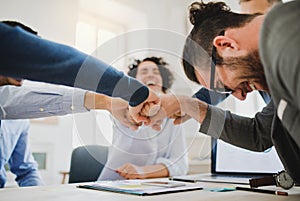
(98, 57, 188, 180)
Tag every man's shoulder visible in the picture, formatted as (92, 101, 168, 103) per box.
(1, 119, 30, 126)
(264, 1, 299, 28)
(1, 120, 30, 134)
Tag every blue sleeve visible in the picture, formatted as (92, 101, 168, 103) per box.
(193, 87, 229, 105)
(258, 91, 271, 104)
(0, 23, 148, 106)
(8, 121, 44, 187)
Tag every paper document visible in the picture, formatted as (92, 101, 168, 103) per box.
(77, 179, 203, 196)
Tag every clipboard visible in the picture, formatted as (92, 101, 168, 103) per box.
(77, 179, 203, 196)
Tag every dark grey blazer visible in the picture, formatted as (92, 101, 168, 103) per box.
(201, 101, 300, 184)
(260, 0, 300, 183)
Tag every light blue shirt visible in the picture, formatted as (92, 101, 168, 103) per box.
(0, 84, 88, 187)
(99, 118, 188, 180)
(0, 85, 88, 119)
(0, 119, 43, 187)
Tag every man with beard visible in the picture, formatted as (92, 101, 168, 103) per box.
(149, 0, 299, 185)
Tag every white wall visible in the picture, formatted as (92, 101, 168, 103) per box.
(0, 0, 78, 46)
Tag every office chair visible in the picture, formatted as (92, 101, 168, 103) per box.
(68, 145, 109, 183)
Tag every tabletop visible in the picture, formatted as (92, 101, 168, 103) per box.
(1, 182, 300, 201)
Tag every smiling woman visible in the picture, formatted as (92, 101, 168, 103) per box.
(128, 57, 174, 94)
(98, 56, 188, 181)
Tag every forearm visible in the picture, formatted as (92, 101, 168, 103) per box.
(159, 94, 207, 120)
(201, 103, 274, 151)
(141, 164, 169, 178)
(151, 95, 208, 129)
(0, 85, 88, 119)
(0, 23, 149, 106)
(179, 96, 208, 124)
(84, 92, 112, 111)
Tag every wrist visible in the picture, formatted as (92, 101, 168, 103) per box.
(198, 100, 208, 123)
(161, 94, 181, 116)
(142, 164, 169, 179)
(84, 92, 94, 110)
(181, 97, 208, 124)
(84, 92, 112, 111)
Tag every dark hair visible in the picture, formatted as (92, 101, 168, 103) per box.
(127, 57, 174, 93)
(182, 1, 258, 83)
(1, 20, 38, 35)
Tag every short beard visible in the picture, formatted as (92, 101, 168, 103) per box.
(216, 50, 269, 91)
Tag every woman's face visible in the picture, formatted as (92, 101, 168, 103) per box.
(135, 61, 163, 93)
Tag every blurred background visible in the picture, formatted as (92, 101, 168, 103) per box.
(0, 0, 268, 186)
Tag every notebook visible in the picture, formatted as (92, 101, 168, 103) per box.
(77, 179, 203, 196)
(171, 138, 284, 184)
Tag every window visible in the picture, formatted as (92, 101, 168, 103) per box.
(73, 13, 126, 147)
(73, 1, 147, 148)
(75, 14, 124, 55)
(32, 152, 47, 170)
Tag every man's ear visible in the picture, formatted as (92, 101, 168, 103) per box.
(213, 36, 240, 57)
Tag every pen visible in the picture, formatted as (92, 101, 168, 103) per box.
(169, 177, 197, 183)
(236, 186, 288, 196)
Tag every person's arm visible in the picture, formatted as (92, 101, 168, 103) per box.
(150, 95, 208, 129)
(0, 85, 88, 119)
(115, 163, 169, 179)
(173, 88, 229, 124)
(0, 23, 149, 107)
(152, 90, 274, 152)
(172, 95, 273, 152)
(0, 84, 141, 129)
(199, 101, 274, 152)
(84, 92, 141, 130)
(7, 120, 44, 187)
(181, 88, 274, 151)
(149, 88, 226, 130)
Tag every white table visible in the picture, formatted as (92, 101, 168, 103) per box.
(1, 182, 300, 201)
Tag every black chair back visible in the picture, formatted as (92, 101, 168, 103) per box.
(68, 145, 108, 183)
